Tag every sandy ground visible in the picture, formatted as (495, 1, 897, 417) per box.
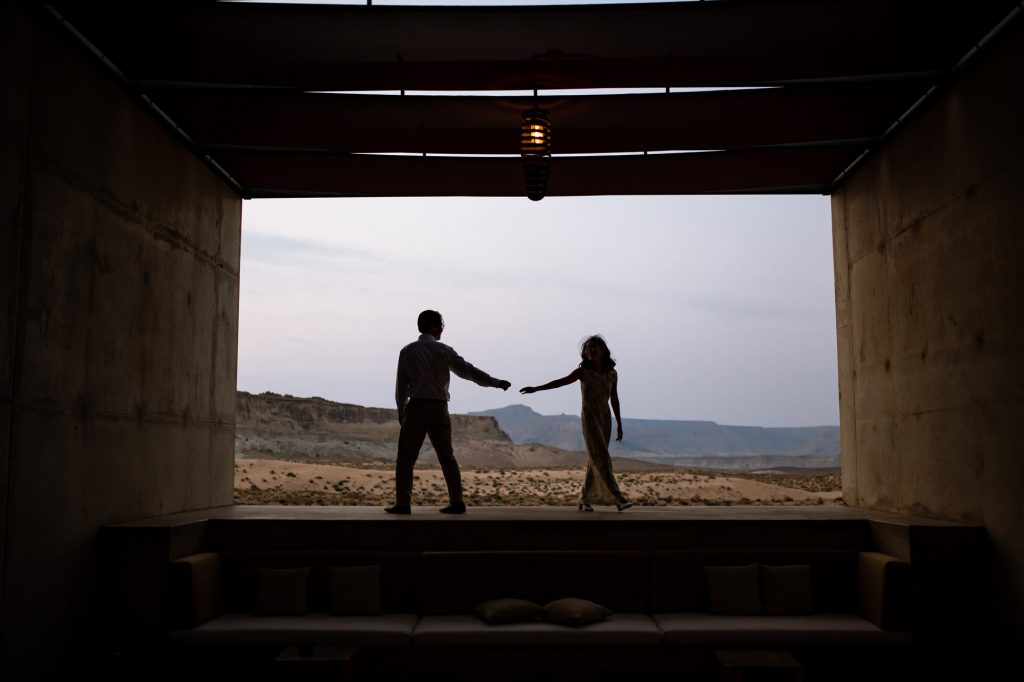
(234, 458, 842, 507)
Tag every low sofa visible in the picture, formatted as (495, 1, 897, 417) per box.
(166, 548, 911, 681)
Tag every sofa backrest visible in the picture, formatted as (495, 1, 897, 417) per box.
(219, 550, 420, 613)
(649, 549, 859, 613)
(420, 550, 648, 615)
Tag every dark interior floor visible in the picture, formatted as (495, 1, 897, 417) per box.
(115, 503, 973, 526)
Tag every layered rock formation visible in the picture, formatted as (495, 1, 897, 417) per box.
(234, 391, 661, 470)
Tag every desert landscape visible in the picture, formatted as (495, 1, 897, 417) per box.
(234, 391, 842, 507)
(234, 457, 841, 508)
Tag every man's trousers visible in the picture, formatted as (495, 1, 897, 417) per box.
(395, 398, 463, 506)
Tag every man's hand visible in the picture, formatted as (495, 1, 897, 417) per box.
(398, 412, 404, 425)
(496, 380, 512, 391)
(616, 424, 624, 442)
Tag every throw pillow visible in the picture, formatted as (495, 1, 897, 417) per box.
(705, 564, 761, 615)
(542, 598, 610, 626)
(255, 567, 310, 616)
(760, 564, 815, 616)
(330, 564, 383, 616)
(474, 598, 544, 624)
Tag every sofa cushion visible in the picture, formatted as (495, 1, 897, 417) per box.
(475, 598, 543, 624)
(760, 564, 814, 616)
(543, 598, 610, 626)
(169, 553, 222, 628)
(857, 551, 911, 630)
(705, 564, 761, 615)
(650, 550, 859, 614)
(255, 567, 309, 616)
(331, 565, 382, 616)
(654, 613, 911, 646)
(219, 551, 420, 613)
(168, 613, 419, 646)
(419, 551, 647, 615)
(414, 614, 662, 647)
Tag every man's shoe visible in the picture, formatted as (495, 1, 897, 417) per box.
(385, 504, 411, 515)
(439, 502, 467, 514)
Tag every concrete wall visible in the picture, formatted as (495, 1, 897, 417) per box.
(1, 6, 241, 678)
(832, 18, 1024, 670)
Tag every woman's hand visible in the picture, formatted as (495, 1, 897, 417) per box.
(519, 386, 536, 394)
(616, 424, 623, 442)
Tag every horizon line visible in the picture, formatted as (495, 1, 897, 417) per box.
(237, 390, 840, 430)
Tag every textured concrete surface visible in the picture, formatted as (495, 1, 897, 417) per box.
(832, 17, 1024, 672)
(0, 4, 34, 626)
(1, 6, 240, 678)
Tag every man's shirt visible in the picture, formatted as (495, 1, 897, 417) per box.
(395, 334, 502, 416)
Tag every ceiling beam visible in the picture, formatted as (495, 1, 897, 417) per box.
(216, 147, 853, 198)
(150, 83, 926, 155)
(51, 1, 1016, 90)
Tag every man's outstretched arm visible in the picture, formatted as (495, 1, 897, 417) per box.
(444, 347, 510, 390)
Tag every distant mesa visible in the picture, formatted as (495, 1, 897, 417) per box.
(235, 390, 509, 462)
(234, 391, 655, 470)
(234, 392, 838, 470)
(469, 404, 840, 470)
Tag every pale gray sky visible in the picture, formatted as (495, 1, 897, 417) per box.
(237, 195, 840, 427)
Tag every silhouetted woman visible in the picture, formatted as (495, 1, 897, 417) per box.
(520, 335, 634, 511)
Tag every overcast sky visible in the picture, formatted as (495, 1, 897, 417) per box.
(237, 194, 840, 427)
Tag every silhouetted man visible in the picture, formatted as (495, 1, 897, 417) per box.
(387, 310, 511, 514)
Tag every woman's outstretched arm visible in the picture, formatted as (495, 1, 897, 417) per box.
(520, 368, 583, 394)
(610, 373, 623, 441)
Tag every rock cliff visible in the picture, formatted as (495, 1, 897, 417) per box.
(235, 391, 511, 464)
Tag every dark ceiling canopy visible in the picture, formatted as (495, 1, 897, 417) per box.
(45, 1, 1019, 198)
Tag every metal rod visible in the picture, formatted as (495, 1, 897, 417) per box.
(42, 4, 245, 196)
(831, 2, 1022, 192)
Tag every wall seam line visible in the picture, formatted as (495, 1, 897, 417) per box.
(846, 154, 1024, 269)
(33, 157, 240, 278)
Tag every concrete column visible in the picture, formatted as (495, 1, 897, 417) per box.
(0, 7, 35, 654)
(832, 17, 1024, 672)
(1, 6, 241, 677)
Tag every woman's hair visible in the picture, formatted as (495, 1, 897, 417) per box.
(579, 335, 616, 371)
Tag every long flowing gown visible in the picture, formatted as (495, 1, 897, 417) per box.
(579, 367, 627, 505)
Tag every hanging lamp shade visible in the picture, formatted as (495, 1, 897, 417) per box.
(520, 108, 552, 158)
(520, 108, 552, 201)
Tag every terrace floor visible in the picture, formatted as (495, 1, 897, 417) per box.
(114, 503, 976, 527)
(105, 503, 981, 563)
